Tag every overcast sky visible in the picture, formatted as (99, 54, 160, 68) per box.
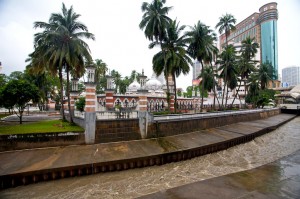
(0, 0, 299, 90)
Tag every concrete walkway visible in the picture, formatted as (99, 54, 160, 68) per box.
(0, 114, 296, 188)
(139, 149, 300, 199)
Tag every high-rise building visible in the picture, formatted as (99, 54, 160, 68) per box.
(192, 60, 202, 86)
(282, 66, 300, 87)
(219, 2, 278, 80)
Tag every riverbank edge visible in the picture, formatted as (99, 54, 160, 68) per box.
(0, 114, 297, 189)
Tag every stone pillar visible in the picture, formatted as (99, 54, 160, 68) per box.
(138, 95, 148, 111)
(138, 111, 153, 139)
(70, 91, 78, 114)
(170, 94, 175, 112)
(85, 83, 96, 112)
(105, 90, 114, 109)
(84, 65, 96, 144)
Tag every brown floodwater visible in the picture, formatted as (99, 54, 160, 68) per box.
(1, 117, 300, 199)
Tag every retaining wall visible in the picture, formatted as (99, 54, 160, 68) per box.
(147, 109, 280, 137)
(0, 132, 85, 152)
(95, 119, 141, 143)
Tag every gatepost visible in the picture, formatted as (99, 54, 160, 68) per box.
(84, 65, 96, 144)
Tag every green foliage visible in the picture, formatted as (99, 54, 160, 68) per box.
(246, 88, 276, 108)
(0, 120, 84, 135)
(0, 79, 39, 124)
(75, 97, 85, 112)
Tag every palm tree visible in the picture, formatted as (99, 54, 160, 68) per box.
(139, 0, 173, 107)
(151, 19, 192, 112)
(232, 36, 259, 106)
(30, 3, 95, 122)
(217, 45, 238, 109)
(139, 0, 172, 42)
(215, 13, 236, 109)
(185, 21, 217, 112)
(95, 59, 108, 82)
(257, 61, 273, 90)
(215, 13, 236, 48)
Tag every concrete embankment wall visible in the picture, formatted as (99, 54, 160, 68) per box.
(0, 132, 85, 152)
(95, 119, 141, 143)
(147, 109, 280, 137)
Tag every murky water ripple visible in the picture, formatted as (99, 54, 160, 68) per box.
(1, 117, 300, 199)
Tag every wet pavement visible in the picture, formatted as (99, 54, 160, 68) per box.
(140, 149, 300, 199)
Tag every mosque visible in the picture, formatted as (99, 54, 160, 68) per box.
(68, 67, 198, 114)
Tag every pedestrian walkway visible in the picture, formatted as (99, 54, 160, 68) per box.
(0, 114, 296, 188)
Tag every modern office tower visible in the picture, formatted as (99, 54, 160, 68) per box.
(282, 66, 300, 87)
(219, 2, 278, 80)
(193, 60, 202, 86)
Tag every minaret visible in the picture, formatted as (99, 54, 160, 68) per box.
(138, 69, 148, 93)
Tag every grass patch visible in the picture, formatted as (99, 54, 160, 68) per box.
(0, 120, 84, 135)
(0, 114, 11, 120)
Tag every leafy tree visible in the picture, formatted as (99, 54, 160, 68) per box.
(0, 74, 8, 89)
(0, 79, 39, 124)
(29, 3, 95, 123)
(75, 97, 85, 112)
(186, 21, 217, 112)
(8, 71, 24, 80)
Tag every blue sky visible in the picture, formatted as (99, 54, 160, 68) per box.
(0, 0, 299, 90)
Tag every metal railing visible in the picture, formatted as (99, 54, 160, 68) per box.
(96, 110, 139, 120)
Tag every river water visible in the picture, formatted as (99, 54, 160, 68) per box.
(1, 117, 300, 199)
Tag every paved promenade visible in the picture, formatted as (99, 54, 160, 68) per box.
(140, 149, 300, 199)
(0, 114, 296, 188)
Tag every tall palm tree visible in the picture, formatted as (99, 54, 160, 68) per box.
(30, 3, 95, 122)
(185, 21, 217, 112)
(232, 36, 259, 106)
(151, 19, 192, 112)
(139, 0, 172, 107)
(217, 45, 238, 108)
(139, 0, 172, 42)
(215, 13, 236, 109)
(215, 13, 236, 48)
(257, 61, 273, 90)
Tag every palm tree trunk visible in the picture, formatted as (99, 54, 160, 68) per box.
(66, 65, 73, 123)
(172, 73, 177, 113)
(231, 78, 242, 106)
(200, 60, 205, 112)
(225, 84, 229, 109)
(221, 71, 227, 110)
(210, 62, 216, 111)
(59, 67, 66, 121)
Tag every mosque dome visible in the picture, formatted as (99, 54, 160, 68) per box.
(145, 73, 163, 91)
(127, 79, 141, 92)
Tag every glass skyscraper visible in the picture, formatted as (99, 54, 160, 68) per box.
(219, 2, 279, 81)
(259, 3, 278, 80)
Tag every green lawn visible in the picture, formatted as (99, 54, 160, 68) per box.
(0, 120, 84, 135)
(0, 114, 11, 120)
